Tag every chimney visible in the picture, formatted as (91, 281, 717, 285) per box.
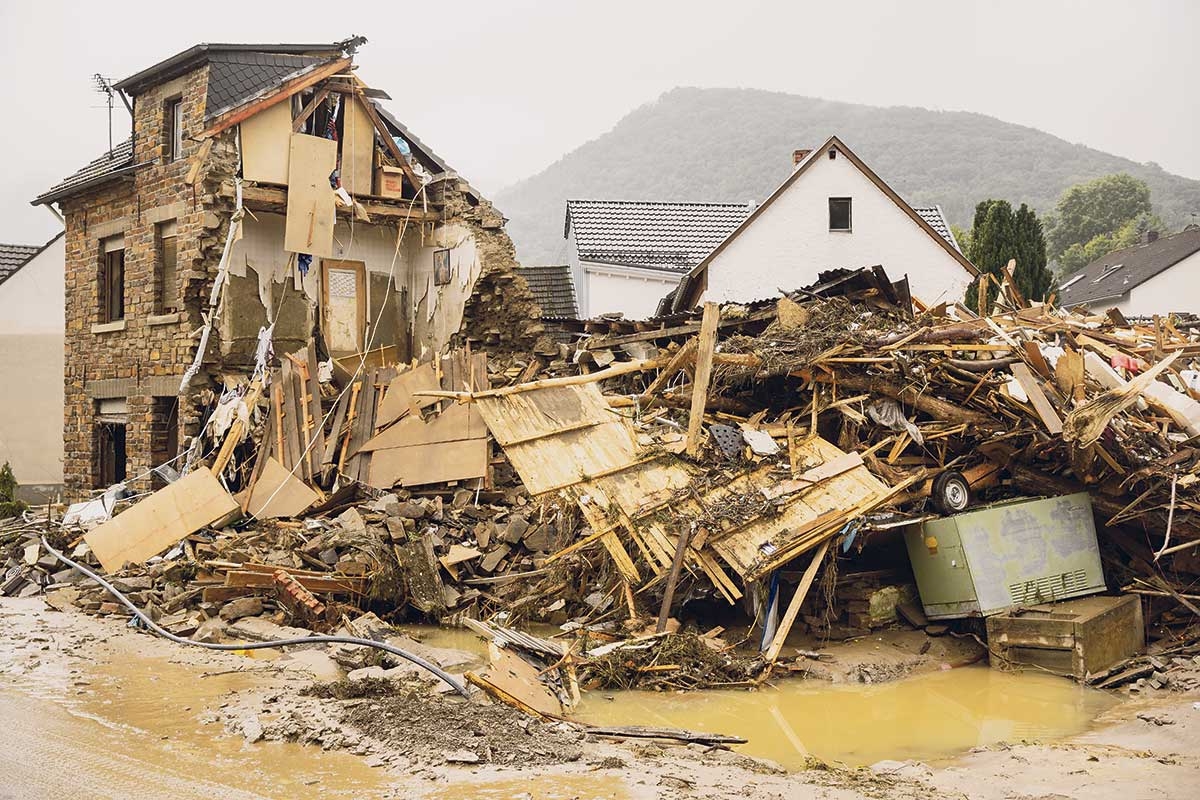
(1144, 229, 1160, 244)
(792, 149, 812, 166)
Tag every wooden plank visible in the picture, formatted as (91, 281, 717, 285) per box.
(184, 138, 213, 186)
(417, 358, 665, 403)
(762, 452, 864, 500)
(359, 402, 485, 452)
(245, 457, 319, 519)
(340, 92, 376, 196)
(686, 303, 720, 458)
(475, 384, 612, 446)
(240, 100, 293, 185)
(600, 530, 641, 583)
(375, 362, 440, 427)
(304, 345, 326, 477)
(201, 57, 352, 138)
(656, 524, 692, 632)
(466, 645, 562, 719)
(283, 133, 337, 258)
(764, 540, 830, 662)
(345, 372, 376, 482)
(224, 570, 362, 594)
(321, 377, 352, 475)
(367, 438, 488, 489)
(1010, 362, 1063, 435)
(291, 88, 330, 133)
(501, 421, 638, 495)
(84, 467, 239, 572)
(279, 359, 309, 482)
(639, 338, 696, 405)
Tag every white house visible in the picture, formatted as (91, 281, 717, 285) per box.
(666, 136, 976, 313)
(0, 232, 65, 502)
(1057, 227, 1200, 316)
(563, 200, 752, 318)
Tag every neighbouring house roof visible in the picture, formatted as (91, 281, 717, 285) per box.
(912, 205, 961, 252)
(669, 135, 979, 312)
(32, 139, 136, 207)
(1058, 227, 1200, 308)
(517, 265, 579, 319)
(0, 243, 40, 286)
(113, 42, 345, 96)
(565, 200, 754, 273)
(204, 51, 328, 120)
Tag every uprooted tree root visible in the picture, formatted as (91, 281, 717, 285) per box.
(581, 633, 766, 691)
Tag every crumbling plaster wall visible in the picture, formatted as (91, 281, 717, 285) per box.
(60, 63, 239, 499)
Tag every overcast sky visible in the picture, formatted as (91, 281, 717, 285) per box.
(1, 0, 1196, 242)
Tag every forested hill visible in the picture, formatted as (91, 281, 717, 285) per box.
(496, 87, 1200, 264)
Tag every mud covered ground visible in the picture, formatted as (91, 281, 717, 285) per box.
(2, 596, 1199, 800)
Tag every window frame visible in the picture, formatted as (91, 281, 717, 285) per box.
(166, 97, 184, 162)
(156, 220, 179, 314)
(101, 242, 126, 323)
(829, 197, 853, 232)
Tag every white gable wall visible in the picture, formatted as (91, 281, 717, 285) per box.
(703, 152, 972, 305)
(1096, 250, 1200, 317)
(584, 261, 680, 319)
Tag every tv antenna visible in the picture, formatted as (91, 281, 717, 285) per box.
(93, 73, 117, 156)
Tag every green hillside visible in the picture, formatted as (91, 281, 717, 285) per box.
(496, 87, 1200, 264)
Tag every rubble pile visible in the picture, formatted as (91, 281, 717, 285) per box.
(5, 264, 1200, 700)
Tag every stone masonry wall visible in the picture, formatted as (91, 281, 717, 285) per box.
(61, 63, 237, 499)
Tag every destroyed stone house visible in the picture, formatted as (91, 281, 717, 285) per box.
(33, 39, 541, 499)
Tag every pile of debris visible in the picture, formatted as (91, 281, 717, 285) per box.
(6, 262, 1200, 701)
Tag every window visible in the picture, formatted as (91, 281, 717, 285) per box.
(149, 397, 179, 488)
(101, 236, 125, 322)
(829, 197, 852, 231)
(156, 221, 179, 314)
(95, 398, 128, 488)
(166, 97, 184, 161)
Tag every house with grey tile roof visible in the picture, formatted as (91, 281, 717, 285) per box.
(1058, 226, 1200, 316)
(668, 137, 977, 312)
(517, 265, 579, 319)
(0, 243, 40, 285)
(564, 199, 753, 318)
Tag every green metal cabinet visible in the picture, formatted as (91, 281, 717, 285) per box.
(904, 492, 1105, 620)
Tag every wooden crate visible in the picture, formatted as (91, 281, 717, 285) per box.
(986, 594, 1144, 679)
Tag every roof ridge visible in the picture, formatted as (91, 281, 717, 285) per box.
(566, 199, 752, 208)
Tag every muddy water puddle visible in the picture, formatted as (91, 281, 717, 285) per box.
(576, 665, 1118, 768)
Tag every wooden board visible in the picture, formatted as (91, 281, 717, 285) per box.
(283, 133, 336, 257)
(466, 645, 562, 719)
(224, 570, 362, 594)
(304, 345, 326, 477)
(84, 467, 239, 572)
(245, 457, 319, 519)
(367, 438, 488, 489)
(240, 100, 292, 184)
(340, 95, 376, 197)
(359, 402, 486, 452)
(475, 384, 613, 446)
(375, 362, 441, 428)
(1010, 362, 1063, 435)
(686, 303, 720, 457)
(502, 420, 638, 495)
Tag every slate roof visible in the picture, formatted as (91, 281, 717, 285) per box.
(518, 265, 579, 319)
(912, 205, 961, 252)
(565, 200, 753, 273)
(1058, 227, 1200, 307)
(32, 139, 135, 206)
(205, 51, 327, 120)
(113, 42, 345, 95)
(0, 243, 39, 286)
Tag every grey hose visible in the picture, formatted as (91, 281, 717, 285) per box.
(40, 537, 471, 698)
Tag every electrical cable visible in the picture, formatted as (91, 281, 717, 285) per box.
(39, 536, 471, 698)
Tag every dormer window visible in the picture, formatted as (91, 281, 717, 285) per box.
(165, 97, 183, 161)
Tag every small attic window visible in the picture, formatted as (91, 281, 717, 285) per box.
(1093, 263, 1123, 283)
(165, 97, 184, 161)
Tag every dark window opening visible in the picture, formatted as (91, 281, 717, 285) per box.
(829, 197, 852, 232)
(165, 97, 184, 161)
(96, 421, 127, 488)
(102, 247, 125, 322)
(149, 398, 179, 489)
(156, 222, 179, 314)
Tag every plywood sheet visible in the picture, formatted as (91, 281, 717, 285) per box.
(240, 101, 292, 184)
(475, 384, 613, 446)
(341, 96, 376, 197)
(360, 402, 486, 452)
(367, 438, 488, 489)
(84, 467, 240, 572)
(283, 133, 336, 257)
(502, 420, 638, 495)
(375, 362, 440, 427)
(711, 437, 888, 579)
(245, 457, 319, 519)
